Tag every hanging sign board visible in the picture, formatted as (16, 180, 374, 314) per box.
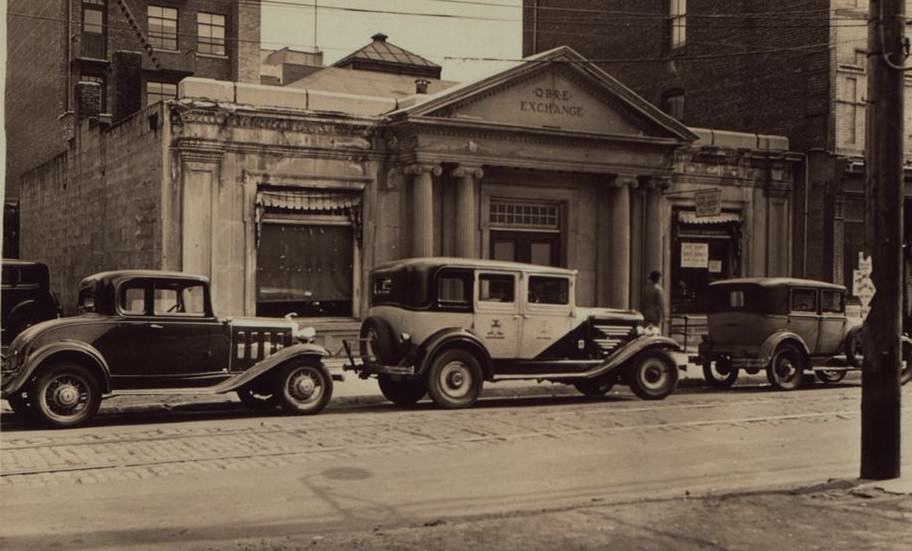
(852, 252, 875, 318)
(681, 242, 709, 268)
(695, 189, 722, 217)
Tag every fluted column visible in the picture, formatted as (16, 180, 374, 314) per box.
(450, 165, 484, 258)
(610, 175, 637, 309)
(406, 163, 442, 257)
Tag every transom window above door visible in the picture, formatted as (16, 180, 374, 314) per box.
(490, 200, 560, 230)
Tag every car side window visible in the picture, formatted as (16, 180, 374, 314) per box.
(821, 290, 844, 313)
(790, 289, 817, 313)
(528, 276, 569, 305)
(121, 285, 146, 315)
(437, 269, 472, 309)
(478, 273, 515, 303)
(154, 283, 206, 316)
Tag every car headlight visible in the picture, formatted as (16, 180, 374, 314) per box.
(293, 326, 316, 343)
(637, 324, 660, 337)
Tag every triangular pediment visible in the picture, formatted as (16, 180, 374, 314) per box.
(394, 47, 696, 142)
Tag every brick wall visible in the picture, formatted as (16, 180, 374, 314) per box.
(19, 106, 165, 313)
(524, 0, 832, 152)
(233, 0, 262, 83)
(5, 0, 69, 198)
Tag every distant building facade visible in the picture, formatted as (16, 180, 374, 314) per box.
(19, 43, 798, 346)
(522, 0, 912, 302)
(5, 0, 262, 202)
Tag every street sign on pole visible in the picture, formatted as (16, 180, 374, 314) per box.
(695, 189, 721, 217)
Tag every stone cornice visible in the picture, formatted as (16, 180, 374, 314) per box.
(171, 105, 379, 138)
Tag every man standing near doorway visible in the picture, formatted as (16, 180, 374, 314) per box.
(641, 271, 665, 333)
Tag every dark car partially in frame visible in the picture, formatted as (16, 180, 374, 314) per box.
(2, 259, 61, 344)
(2, 270, 336, 427)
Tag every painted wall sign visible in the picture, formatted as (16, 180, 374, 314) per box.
(681, 242, 709, 268)
(695, 189, 722, 217)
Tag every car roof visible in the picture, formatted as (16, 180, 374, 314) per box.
(708, 277, 846, 291)
(80, 270, 210, 287)
(372, 257, 578, 276)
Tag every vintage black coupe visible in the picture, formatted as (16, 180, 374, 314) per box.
(2, 259, 61, 344)
(344, 258, 683, 408)
(1, 270, 335, 427)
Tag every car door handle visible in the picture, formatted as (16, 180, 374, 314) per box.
(150, 323, 164, 329)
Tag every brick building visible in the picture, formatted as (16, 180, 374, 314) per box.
(19, 43, 799, 347)
(523, 0, 912, 307)
(4, 0, 261, 240)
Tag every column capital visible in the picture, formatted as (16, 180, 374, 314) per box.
(450, 165, 485, 179)
(642, 176, 672, 192)
(611, 174, 639, 189)
(405, 163, 443, 177)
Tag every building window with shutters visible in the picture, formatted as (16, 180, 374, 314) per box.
(148, 5, 178, 51)
(197, 12, 226, 56)
(254, 188, 362, 318)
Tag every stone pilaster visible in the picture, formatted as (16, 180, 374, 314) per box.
(450, 164, 484, 258)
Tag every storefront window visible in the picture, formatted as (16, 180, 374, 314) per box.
(254, 188, 361, 318)
(671, 208, 742, 314)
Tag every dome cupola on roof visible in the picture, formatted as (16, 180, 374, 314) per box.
(333, 33, 442, 80)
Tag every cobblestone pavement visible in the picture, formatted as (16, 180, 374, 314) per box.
(0, 386, 865, 489)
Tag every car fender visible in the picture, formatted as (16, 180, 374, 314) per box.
(212, 343, 330, 394)
(590, 335, 681, 378)
(759, 331, 810, 365)
(10, 340, 112, 394)
(417, 328, 492, 378)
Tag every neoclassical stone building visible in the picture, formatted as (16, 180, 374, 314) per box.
(21, 46, 799, 346)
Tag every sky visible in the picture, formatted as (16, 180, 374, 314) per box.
(260, 0, 524, 82)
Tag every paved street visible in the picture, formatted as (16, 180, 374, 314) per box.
(2, 378, 910, 549)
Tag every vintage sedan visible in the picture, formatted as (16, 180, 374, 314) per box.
(344, 257, 682, 408)
(1, 270, 335, 427)
(693, 277, 911, 390)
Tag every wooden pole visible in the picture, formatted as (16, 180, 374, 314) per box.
(861, 0, 905, 480)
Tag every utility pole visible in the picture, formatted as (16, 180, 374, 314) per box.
(862, 0, 905, 480)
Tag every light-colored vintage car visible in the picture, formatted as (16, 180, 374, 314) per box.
(692, 277, 912, 390)
(344, 257, 683, 408)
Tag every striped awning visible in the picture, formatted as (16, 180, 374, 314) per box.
(678, 211, 742, 225)
(255, 190, 360, 213)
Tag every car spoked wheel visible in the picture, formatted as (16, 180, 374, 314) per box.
(33, 362, 101, 428)
(628, 350, 678, 400)
(427, 349, 483, 409)
(767, 343, 806, 390)
(702, 359, 739, 389)
(378, 374, 427, 406)
(274, 358, 333, 415)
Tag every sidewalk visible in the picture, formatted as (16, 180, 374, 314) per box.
(188, 478, 912, 550)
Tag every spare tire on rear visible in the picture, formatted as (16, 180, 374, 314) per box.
(360, 316, 400, 365)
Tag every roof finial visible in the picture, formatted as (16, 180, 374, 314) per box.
(371, 32, 388, 42)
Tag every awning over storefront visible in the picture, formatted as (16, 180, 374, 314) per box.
(678, 211, 742, 225)
(255, 189, 361, 213)
(254, 189, 363, 247)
